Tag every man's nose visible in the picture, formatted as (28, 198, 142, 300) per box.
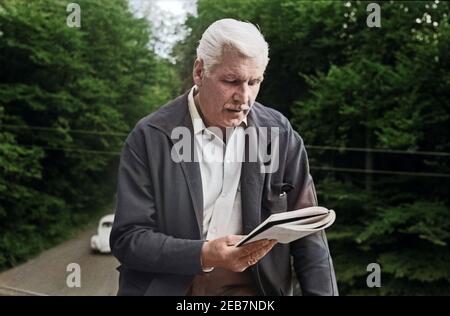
(233, 83, 251, 106)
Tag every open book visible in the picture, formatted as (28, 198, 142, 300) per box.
(236, 206, 336, 247)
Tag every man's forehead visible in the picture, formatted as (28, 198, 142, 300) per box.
(216, 61, 264, 79)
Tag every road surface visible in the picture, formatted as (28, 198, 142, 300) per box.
(0, 226, 119, 296)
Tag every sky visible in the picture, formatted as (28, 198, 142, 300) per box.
(128, 0, 197, 59)
(152, 0, 188, 16)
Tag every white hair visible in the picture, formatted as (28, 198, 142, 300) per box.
(196, 18, 269, 74)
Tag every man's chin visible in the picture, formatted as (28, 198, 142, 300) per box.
(223, 119, 244, 128)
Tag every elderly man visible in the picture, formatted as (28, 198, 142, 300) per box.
(110, 18, 338, 296)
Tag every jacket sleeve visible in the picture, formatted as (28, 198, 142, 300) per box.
(285, 126, 339, 296)
(110, 136, 204, 275)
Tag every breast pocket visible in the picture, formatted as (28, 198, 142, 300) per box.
(263, 182, 294, 213)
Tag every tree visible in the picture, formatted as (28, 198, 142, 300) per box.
(175, 0, 450, 294)
(291, 1, 450, 295)
(0, 0, 179, 269)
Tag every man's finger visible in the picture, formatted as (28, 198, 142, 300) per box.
(240, 243, 276, 265)
(236, 240, 270, 258)
(245, 239, 270, 247)
(243, 239, 270, 251)
(225, 235, 246, 246)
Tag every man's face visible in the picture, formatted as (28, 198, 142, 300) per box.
(193, 51, 264, 129)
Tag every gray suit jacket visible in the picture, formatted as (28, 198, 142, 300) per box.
(110, 91, 338, 296)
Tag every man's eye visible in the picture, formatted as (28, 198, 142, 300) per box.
(249, 80, 261, 86)
(224, 80, 238, 84)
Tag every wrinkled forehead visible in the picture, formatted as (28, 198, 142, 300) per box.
(211, 51, 265, 79)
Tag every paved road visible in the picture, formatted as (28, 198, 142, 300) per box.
(0, 227, 119, 296)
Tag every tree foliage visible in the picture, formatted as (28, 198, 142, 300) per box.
(0, 0, 179, 269)
(175, 0, 450, 295)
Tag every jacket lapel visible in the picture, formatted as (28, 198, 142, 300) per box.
(177, 112, 204, 237)
(146, 91, 204, 238)
(240, 114, 266, 234)
(241, 161, 265, 234)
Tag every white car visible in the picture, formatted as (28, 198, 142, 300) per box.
(90, 214, 115, 253)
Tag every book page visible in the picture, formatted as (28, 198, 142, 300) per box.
(236, 208, 336, 246)
(242, 225, 318, 244)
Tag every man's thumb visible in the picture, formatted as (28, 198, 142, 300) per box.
(225, 235, 245, 246)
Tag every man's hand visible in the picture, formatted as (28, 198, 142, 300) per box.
(201, 235, 277, 272)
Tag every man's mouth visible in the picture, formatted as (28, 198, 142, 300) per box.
(226, 105, 250, 113)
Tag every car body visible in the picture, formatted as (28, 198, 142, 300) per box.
(90, 214, 115, 253)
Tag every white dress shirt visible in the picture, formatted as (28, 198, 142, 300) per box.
(187, 86, 246, 241)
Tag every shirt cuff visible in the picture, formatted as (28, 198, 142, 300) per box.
(202, 266, 214, 273)
(200, 241, 214, 272)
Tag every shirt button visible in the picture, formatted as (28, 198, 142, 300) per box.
(221, 192, 227, 197)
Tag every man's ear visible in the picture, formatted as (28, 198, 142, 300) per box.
(193, 59, 204, 87)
